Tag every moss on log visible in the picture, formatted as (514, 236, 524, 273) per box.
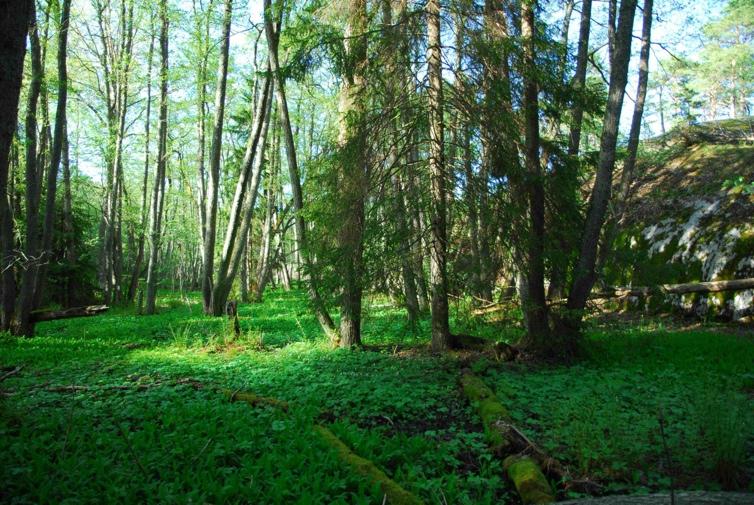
(225, 390, 289, 411)
(313, 425, 425, 505)
(460, 373, 511, 452)
(504, 455, 557, 504)
(460, 372, 555, 503)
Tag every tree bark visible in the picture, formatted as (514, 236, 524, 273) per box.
(265, 0, 337, 338)
(144, 0, 170, 315)
(520, 0, 550, 350)
(210, 74, 272, 314)
(597, 0, 653, 276)
(14, 3, 44, 336)
(201, 0, 233, 314)
(566, 0, 639, 333)
(567, 0, 593, 156)
(35, 0, 72, 307)
(0, 0, 32, 331)
(127, 23, 156, 303)
(427, 0, 451, 351)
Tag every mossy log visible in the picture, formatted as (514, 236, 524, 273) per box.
(475, 278, 754, 316)
(460, 373, 556, 503)
(452, 334, 519, 361)
(313, 425, 425, 505)
(460, 373, 512, 452)
(594, 278, 754, 299)
(225, 390, 289, 411)
(30, 304, 109, 323)
(505, 455, 557, 504)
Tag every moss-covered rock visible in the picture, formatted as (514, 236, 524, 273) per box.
(608, 119, 754, 320)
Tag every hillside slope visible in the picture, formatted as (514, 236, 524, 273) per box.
(609, 118, 754, 320)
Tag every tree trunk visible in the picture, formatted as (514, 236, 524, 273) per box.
(335, 0, 368, 348)
(427, 0, 451, 351)
(520, 0, 550, 349)
(35, 0, 72, 307)
(567, 0, 593, 156)
(566, 0, 638, 334)
(210, 76, 272, 314)
(0, 0, 32, 331)
(14, 3, 43, 336)
(144, 0, 169, 315)
(254, 129, 278, 302)
(597, 0, 653, 276)
(393, 175, 420, 325)
(201, 0, 233, 314)
(128, 24, 155, 303)
(264, 0, 337, 338)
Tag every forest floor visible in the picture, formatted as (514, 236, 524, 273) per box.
(1, 289, 753, 504)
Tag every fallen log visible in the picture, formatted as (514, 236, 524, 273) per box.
(594, 278, 754, 299)
(0, 366, 23, 382)
(473, 278, 754, 316)
(30, 305, 109, 323)
(225, 389, 289, 412)
(313, 425, 425, 505)
(506, 456, 558, 505)
(227, 390, 425, 504)
(556, 491, 754, 504)
(460, 372, 556, 504)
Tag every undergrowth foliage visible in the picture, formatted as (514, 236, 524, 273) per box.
(1, 289, 753, 502)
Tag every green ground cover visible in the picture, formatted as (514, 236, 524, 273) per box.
(1, 289, 752, 503)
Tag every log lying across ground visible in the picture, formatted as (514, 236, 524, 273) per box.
(473, 278, 754, 316)
(228, 390, 425, 505)
(30, 304, 109, 323)
(593, 278, 754, 299)
(313, 425, 425, 505)
(225, 389, 289, 411)
(556, 491, 754, 504)
(460, 372, 556, 504)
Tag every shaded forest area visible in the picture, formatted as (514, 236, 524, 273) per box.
(1, 0, 753, 502)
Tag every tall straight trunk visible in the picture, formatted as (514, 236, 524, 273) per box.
(194, 0, 214, 245)
(144, 0, 169, 315)
(393, 174, 420, 325)
(254, 148, 277, 302)
(128, 25, 155, 303)
(566, 0, 638, 329)
(265, 0, 337, 337)
(0, 0, 31, 330)
(567, 0, 593, 156)
(479, 0, 516, 302)
(521, 0, 550, 348)
(597, 0, 653, 274)
(201, 0, 233, 314)
(61, 123, 76, 305)
(454, 10, 480, 299)
(381, 0, 418, 324)
(35, 0, 72, 305)
(335, 0, 368, 347)
(98, 0, 134, 306)
(427, 0, 451, 351)
(210, 73, 272, 314)
(406, 149, 429, 312)
(14, 3, 43, 336)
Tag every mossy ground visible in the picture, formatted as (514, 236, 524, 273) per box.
(1, 288, 753, 503)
